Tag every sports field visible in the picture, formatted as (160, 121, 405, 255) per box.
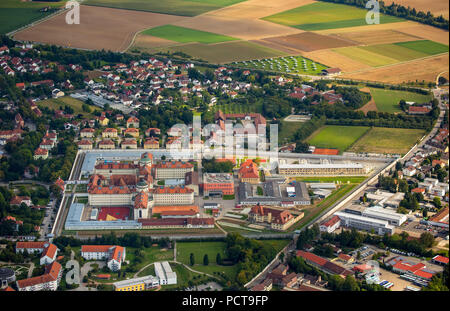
(348, 127, 425, 155)
(141, 25, 237, 44)
(150, 41, 287, 64)
(369, 88, 432, 113)
(230, 55, 327, 75)
(84, 0, 245, 16)
(262, 2, 403, 31)
(0, 0, 66, 34)
(306, 125, 370, 152)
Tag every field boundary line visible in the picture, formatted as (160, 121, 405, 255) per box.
(346, 126, 373, 153)
(343, 51, 450, 75)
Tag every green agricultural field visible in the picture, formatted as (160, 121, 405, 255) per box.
(306, 125, 370, 152)
(333, 46, 398, 67)
(141, 25, 237, 44)
(151, 41, 287, 64)
(84, 0, 245, 16)
(37, 96, 101, 117)
(361, 44, 429, 62)
(369, 88, 432, 113)
(230, 55, 328, 75)
(348, 127, 426, 155)
(263, 2, 403, 31)
(0, 0, 66, 34)
(395, 40, 449, 55)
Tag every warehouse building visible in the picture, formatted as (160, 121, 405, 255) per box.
(202, 173, 234, 196)
(334, 211, 394, 235)
(362, 207, 407, 226)
(278, 162, 368, 176)
(155, 261, 177, 285)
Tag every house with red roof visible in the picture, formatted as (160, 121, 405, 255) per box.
(431, 255, 449, 266)
(81, 245, 126, 271)
(238, 159, 259, 184)
(16, 241, 59, 265)
(16, 261, 62, 291)
(10, 196, 32, 207)
(126, 116, 139, 128)
(33, 147, 49, 160)
(319, 215, 341, 233)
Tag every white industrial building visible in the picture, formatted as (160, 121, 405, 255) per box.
(155, 261, 177, 285)
(362, 207, 407, 226)
(335, 211, 394, 235)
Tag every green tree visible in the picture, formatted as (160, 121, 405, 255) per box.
(190, 253, 195, 266)
(216, 253, 222, 265)
(203, 254, 209, 266)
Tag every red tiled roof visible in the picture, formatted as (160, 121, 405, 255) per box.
(154, 186, 194, 194)
(313, 148, 339, 155)
(296, 250, 327, 266)
(432, 255, 449, 264)
(321, 215, 340, 228)
(154, 161, 193, 169)
(34, 148, 48, 155)
(239, 159, 259, 179)
(42, 243, 58, 259)
(17, 261, 61, 289)
(153, 205, 199, 214)
(81, 245, 114, 253)
(413, 270, 434, 279)
(16, 241, 46, 249)
(10, 196, 30, 205)
(134, 191, 148, 209)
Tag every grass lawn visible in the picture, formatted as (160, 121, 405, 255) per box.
(348, 127, 426, 155)
(278, 120, 304, 145)
(125, 246, 174, 271)
(176, 241, 227, 266)
(290, 183, 357, 232)
(0, 0, 66, 34)
(306, 125, 370, 152)
(84, 0, 245, 17)
(262, 2, 403, 31)
(369, 88, 432, 113)
(160, 263, 210, 290)
(210, 100, 263, 114)
(141, 25, 237, 44)
(229, 55, 328, 75)
(37, 96, 101, 117)
(395, 40, 449, 55)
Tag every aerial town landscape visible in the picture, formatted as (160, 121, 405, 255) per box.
(0, 0, 448, 296)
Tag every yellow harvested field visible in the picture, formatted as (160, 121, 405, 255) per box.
(303, 49, 372, 72)
(132, 34, 177, 50)
(333, 46, 399, 67)
(172, 15, 303, 41)
(391, 23, 450, 45)
(392, 0, 449, 19)
(330, 29, 421, 45)
(316, 21, 449, 45)
(342, 53, 450, 84)
(203, 0, 315, 19)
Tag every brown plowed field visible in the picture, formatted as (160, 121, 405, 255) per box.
(258, 32, 358, 52)
(13, 5, 187, 52)
(331, 29, 421, 45)
(172, 15, 303, 41)
(303, 49, 372, 72)
(342, 53, 450, 84)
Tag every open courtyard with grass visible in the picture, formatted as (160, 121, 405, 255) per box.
(262, 2, 403, 31)
(141, 25, 238, 44)
(306, 125, 370, 152)
(369, 88, 433, 113)
(348, 127, 426, 155)
(84, 0, 245, 16)
(229, 55, 328, 75)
